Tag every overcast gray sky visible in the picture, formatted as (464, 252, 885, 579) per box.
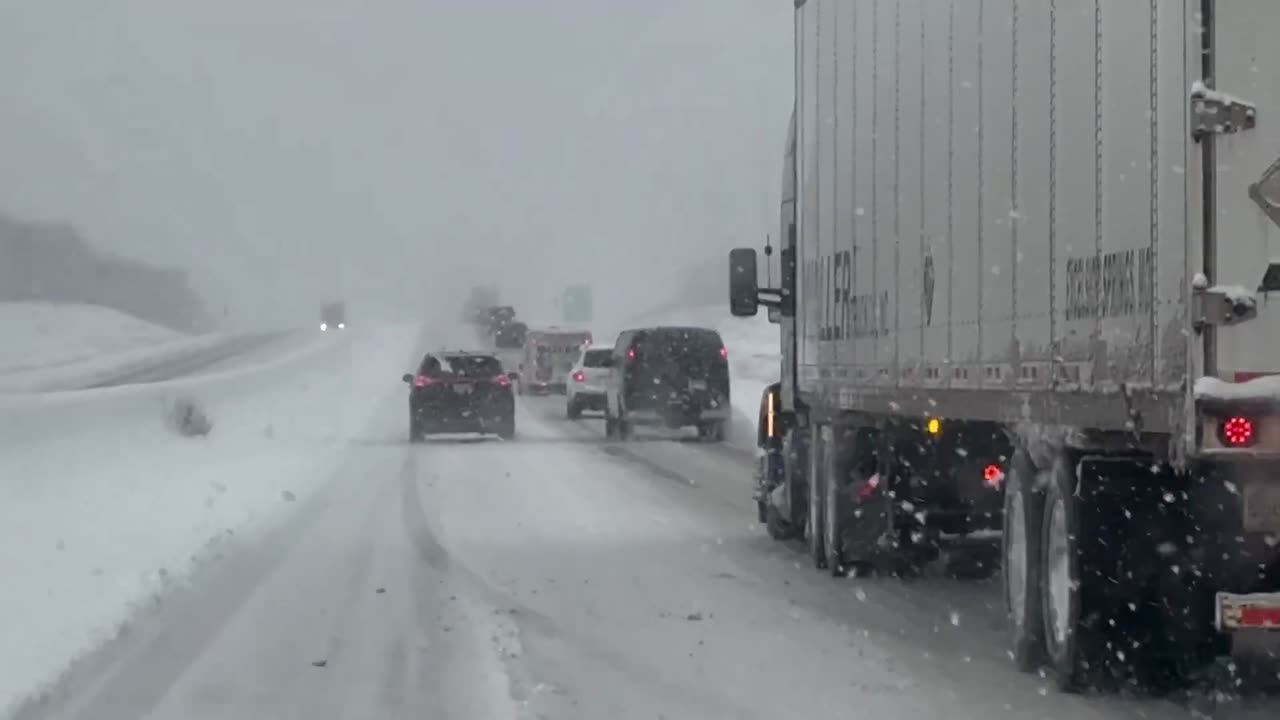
(0, 0, 791, 329)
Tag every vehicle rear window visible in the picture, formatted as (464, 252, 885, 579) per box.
(641, 328, 724, 361)
(432, 355, 503, 377)
(583, 349, 612, 367)
(533, 337, 588, 355)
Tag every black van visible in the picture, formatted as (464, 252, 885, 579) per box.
(603, 326, 730, 441)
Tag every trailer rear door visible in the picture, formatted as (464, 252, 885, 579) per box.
(1204, 1, 1280, 380)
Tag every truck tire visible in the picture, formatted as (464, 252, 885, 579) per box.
(808, 424, 828, 569)
(697, 421, 725, 442)
(1040, 459, 1103, 692)
(567, 399, 582, 419)
(1003, 449, 1046, 673)
(497, 417, 516, 440)
(766, 503, 794, 540)
(782, 427, 809, 529)
(824, 457, 845, 576)
(409, 417, 423, 444)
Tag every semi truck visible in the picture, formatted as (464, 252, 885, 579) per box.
(729, 0, 1280, 691)
(319, 302, 345, 332)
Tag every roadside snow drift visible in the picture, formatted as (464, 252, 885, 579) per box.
(0, 302, 183, 373)
(0, 302, 236, 393)
(0, 321, 422, 713)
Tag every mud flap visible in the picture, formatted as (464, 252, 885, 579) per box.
(830, 428, 891, 568)
(835, 479, 891, 565)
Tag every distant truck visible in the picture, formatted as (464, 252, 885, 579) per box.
(518, 327, 592, 395)
(729, 0, 1280, 692)
(494, 320, 527, 349)
(485, 305, 517, 336)
(319, 302, 345, 332)
(464, 285, 500, 326)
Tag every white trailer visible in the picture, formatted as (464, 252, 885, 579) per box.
(730, 0, 1280, 692)
(518, 327, 593, 395)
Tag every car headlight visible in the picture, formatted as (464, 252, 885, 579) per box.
(320, 323, 328, 331)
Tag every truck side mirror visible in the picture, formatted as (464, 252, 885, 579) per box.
(729, 248, 760, 317)
(402, 374, 414, 383)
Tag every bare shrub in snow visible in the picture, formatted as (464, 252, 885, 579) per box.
(167, 397, 213, 438)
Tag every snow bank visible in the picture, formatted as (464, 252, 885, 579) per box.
(0, 322, 421, 713)
(0, 302, 236, 393)
(0, 302, 184, 373)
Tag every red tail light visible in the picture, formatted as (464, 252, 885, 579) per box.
(983, 464, 1005, 488)
(718, 346, 728, 360)
(573, 371, 585, 383)
(492, 374, 511, 387)
(857, 472, 881, 500)
(627, 348, 636, 361)
(1221, 416, 1256, 447)
(413, 375, 431, 388)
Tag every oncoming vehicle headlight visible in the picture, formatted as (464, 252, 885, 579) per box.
(320, 322, 328, 332)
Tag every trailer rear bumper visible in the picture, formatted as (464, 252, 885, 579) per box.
(1216, 592, 1280, 631)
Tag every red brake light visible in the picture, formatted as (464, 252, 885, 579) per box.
(1221, 416, 1255, 447)
(718, 346, 728, 360)
(573, 371, 585, 383)
(413, 375, 430, 388)
(627, 348, 636, 361)
(492, 374, 511, 387)
(983, 464, 1005, 488)
(857, 472, 881, 500)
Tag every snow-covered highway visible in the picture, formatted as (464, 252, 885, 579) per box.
(3, 320, 1277, 720)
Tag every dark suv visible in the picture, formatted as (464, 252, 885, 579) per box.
(494, 320, 527, 349)
(402, 352, 516, 441)
(604, 326, 730, 441)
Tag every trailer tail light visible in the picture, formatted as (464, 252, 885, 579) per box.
(1217, 592, 1280, 630)
(573, 371, 585, 383)
(983, 464, 1005, 489)
(1220, 416, 1256, 447)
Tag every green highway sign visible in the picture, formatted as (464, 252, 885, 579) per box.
(562, 284, 593, 324)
